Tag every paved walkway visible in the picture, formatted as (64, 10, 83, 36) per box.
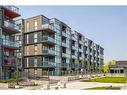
(0, 77, 126, 90)
(63, 81, 125, 90)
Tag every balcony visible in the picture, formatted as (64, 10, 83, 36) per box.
(85, 42, 88, 46)
(72, 55, 76, 59)
(3, 6, 20, 18)
(79, 40, 83, 44)
(79, 64, 83, 68)
(86, 50, 89, 54)
(79, 57, 83, 60)
(62, 42, 66, 47)
(60, 63, 68, 68)
(99, 54, 103, 59)
(3, 20, 20, 34)
(42, 61, 55, 68)
(42, 49, 55, 56)
(62, 53, 66, 57)
(71, 36, 76, 41)
(79, 48, 83, 52)
(42, 36, 55, 45)
(1, 38, 19, 49)
(72, 46, 77, 50)
(69, 63, 78, 68)
(2, 57, 16, 67)
(62, 31, 66, 37)
(42, 24, 55, 34)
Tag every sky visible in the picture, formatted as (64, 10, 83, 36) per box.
(17, 6, 127, 63)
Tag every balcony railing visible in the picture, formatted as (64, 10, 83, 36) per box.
(42, 49, 55, 55)
(62, 42, 66, 46)
(72, 36, 76, 41)
(79, 48, 83, 52)
(42, 36, 55, 43)
(69, 63, 78, 68)
(62, 31, 66, 37)
(60, 63, 68, 68)
(79, 57, 83, 60)
(3, 6, 20, 14)
(2, 39, 19, 48)
(62, 53, 66, 57)
(4, 21, 20, 31)
(72, 55, 76, 59)
(99, 54, 103, 59)
(72, 46, 77, 50)
(3, 58, 16, 67)
(42, 24, 55, 32)
(42, 61, 55, 67)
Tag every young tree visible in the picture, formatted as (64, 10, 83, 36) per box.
(103, 60, 116, 73)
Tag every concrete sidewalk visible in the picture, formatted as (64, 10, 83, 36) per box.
(63, 82, 125, 90)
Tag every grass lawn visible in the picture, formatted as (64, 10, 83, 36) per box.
(85, 86, 120, 90)
(63, 74, 80, 76)
(81, 77, 127, 83)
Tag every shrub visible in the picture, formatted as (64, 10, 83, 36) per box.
(0, 77, 28, 83)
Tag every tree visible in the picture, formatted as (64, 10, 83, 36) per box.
(103, 60, 116, 73)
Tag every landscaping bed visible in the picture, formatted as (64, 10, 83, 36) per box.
(0, 77, 28, 83)
(81, 77, 127, 83)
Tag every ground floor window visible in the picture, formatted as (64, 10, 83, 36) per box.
(120, 69, 124, 73)
(110, 69, 114, 73)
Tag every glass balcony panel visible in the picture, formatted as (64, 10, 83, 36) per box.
(42, 24, 55, 32)
(4, 21, 20, 31)
(62, 53, 66, 57)
(69, 63, 78, 68)
(72, 46, 77, 50)
(60, 63, 68, 68)
(42, 61, 55, 67)
(42, 36, 55, 43)
(62, 31, 66, 37)
(3, 57, 16, 66)
(2, 39, 19, 48)
(42, 49, 55, 55)
(62, 42, 66, 46)
(4, 6, 19, 14)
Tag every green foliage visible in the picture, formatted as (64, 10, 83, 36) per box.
(85, 86, 120, 90)
(81, 77, 127, 83)
(0, 77, 28, 83)
(103, 60, 116, 73)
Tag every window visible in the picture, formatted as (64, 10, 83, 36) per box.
(26, 34, 29, 44)
(34, 45, 37, 55)
(34, 32, 37, 43)
(26, 58, 29, 67)
(34, 57, 38, 67)
(34, 19, 38, 30)
(120, 69, 124, 73)
(26, 22, 29, 32)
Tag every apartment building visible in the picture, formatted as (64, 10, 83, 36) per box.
(15, 15, 104, 77)
(0, 6, 20, 79)
(84, 38, 104, 73)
